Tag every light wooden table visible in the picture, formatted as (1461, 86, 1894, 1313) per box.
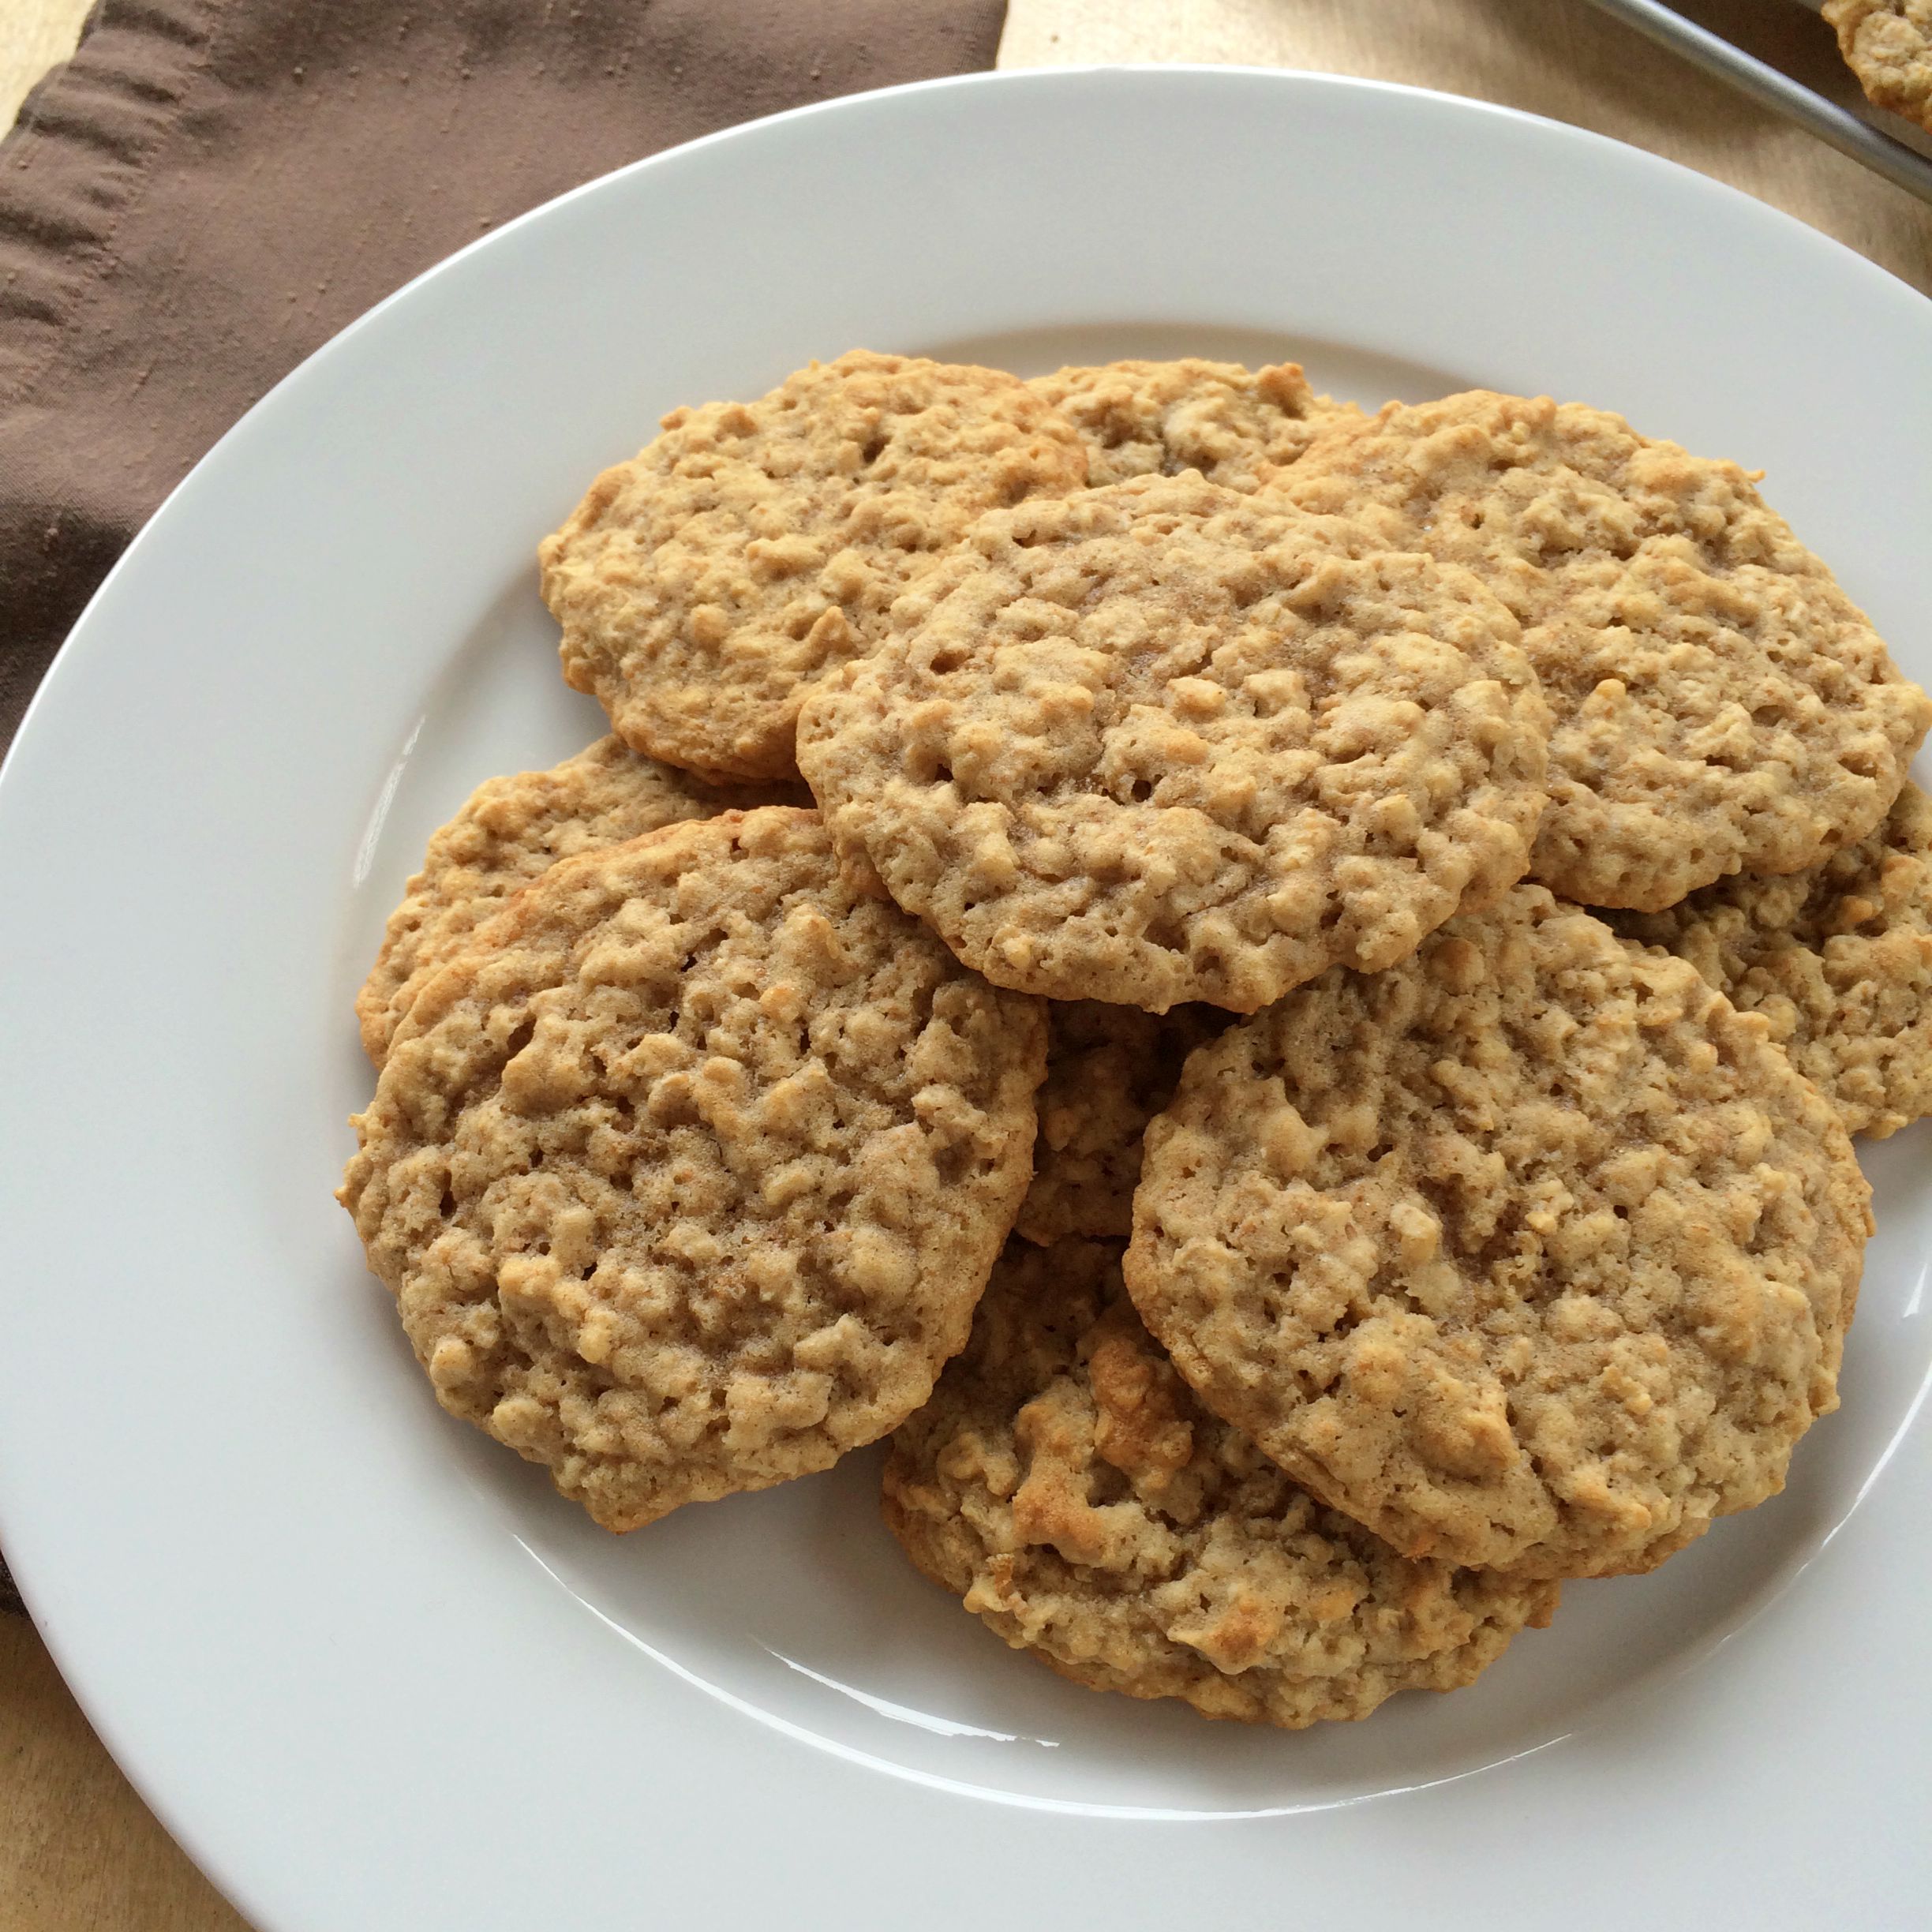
(2, 2, 1927, 1927)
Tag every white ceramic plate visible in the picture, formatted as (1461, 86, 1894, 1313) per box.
(2, 67, 1929, 1932)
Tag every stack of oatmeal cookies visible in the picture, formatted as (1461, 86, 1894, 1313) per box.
(339, 350, 1930, 1729)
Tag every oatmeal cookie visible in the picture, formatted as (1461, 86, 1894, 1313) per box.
(1016, 1002, 1226, 1245)
(884, 1238, 1559, 1727)
(1028, 359, 1361, 490)
(539, 351, 1088, 783)
(355, 736, 798, 1065)
(1126, 884, 1871, 1580)
(798, 473, 1551, 1013)
(339, 807, 1046, 1531)
(1825, 0, 1932, 131)
(1612, 781, 1932, 1139)
(1282, 391, 1931, 910)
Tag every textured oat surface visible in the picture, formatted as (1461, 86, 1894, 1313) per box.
(1282, 391, 1931, 910)
(1016, 1002, 1226, 1245)
(1612, 781, 1932, 1140)
(884, 1238, 1559, 1727)
(339, 807, 1046, 1530)
(1028, 359, 1361, 490)
(539, 351, 1088, 783)
(355, 736, 799, 1065)
(798, 472, 1552, 1013)
(1126, 885, 1872, 1579)
(1826, 0, 1932, 131)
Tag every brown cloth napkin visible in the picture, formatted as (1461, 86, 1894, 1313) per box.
(0, 0, 1008, 1617)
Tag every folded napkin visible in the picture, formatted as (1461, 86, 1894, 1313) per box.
(0, 0, 1008, 1617)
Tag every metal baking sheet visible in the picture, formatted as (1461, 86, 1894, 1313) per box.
(1581, 0, 1932, 206)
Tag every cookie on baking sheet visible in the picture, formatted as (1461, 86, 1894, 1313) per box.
(355, 736, 800, 1065)
(1825, 0, 1932, 131)
(1125, 884, 1871, 1581)
(883, 1238, 1559, 1728)
(1015, 1002, 1226, 1246)
(1281, 391, 1932, 911)
(539, 351, 1088, 784)
(1612, 780, 1932, 1140)
(339, 807, 1046, 1531)
(1028, 359, 1361, 491)
(797, 472, 1552, 1014)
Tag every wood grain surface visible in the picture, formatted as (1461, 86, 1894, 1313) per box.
(1, 2, 1926, 1928)
(0, 0, 88, 133)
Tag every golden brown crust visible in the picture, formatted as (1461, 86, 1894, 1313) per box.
(1825, 0, 1932, 131)
(339, 807, 1046, 1530)
(884, 1239, 1559, 1728)
(1028, 359, 1362, 490)
(1015, 1002, 1227, 1245)
(1125, 885, 1872, 1580)
(539, 351, 1088, 783)
(1282, 391, 1932, 910)
(798, 472, 1552, 1013)
(354, 736, 799, 1065)
(1610, 781, 1932, 1139)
